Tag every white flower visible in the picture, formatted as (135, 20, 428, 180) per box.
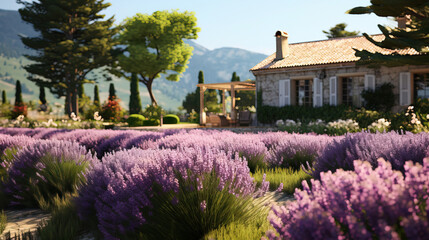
(17, 115, 24, 121)
(275, 119, 285, 127)
(94, 112, 103, 121)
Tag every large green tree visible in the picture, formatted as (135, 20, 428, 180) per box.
(348, 0, 429, 66)
(117, 10, 200, 106)
(17, 0, 117, 117)
(323, 23, 360, 39)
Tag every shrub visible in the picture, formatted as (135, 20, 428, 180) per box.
(3, 140, 96, 210)
(267, 158, 429, 240)
(127, 114, 145, 127)
(143, 118, 160, 126)
(361, 82, 395, 112)
(142, 105, 164, 120)
(101, 99, 124, 122)
(76, 148, 259, 239)
(37, 202, 84, 240)
(312, 132, 429, 179)
(163, 114, 180, 124)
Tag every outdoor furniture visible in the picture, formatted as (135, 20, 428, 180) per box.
(208, 114, 221, 127)
(238, 111, 251, 126)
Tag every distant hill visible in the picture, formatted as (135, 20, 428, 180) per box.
(0, 9, 267, 111)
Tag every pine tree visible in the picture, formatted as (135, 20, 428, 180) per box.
(15, 80, 23, 106)
(93, 85, 100, 107)
(348, 1, 429, 66)
(39, 86, 47, 105)
(1, 90, 6, 104)
(17, 0, 118, 117)
(323, 23, 360, 39)
(108, 83, 116, 101)
(129, 73, 142, 114)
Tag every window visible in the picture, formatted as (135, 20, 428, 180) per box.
(341, 77, 353, 106)
(295, 79, 312, 106)
(414, 73, 429, 101)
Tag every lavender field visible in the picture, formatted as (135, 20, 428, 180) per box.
(0, 127, 428, 239)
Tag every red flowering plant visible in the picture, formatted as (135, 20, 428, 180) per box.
(100, 99, 124, 122)
(11, 104, 27, 119)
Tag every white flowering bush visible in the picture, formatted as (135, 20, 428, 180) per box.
(367, 118, 390, 133)
(327, 119, 360, 134)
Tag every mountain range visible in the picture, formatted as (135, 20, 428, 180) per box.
(0, 9, 267, 111)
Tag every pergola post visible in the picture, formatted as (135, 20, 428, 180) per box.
(222, 90, 226, 115)
(231, 85, 236, 120)
(199, 86, 206, 125)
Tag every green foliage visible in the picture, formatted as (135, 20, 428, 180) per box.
(37, 201, 84, 240)
(0, 210, 6, 234)
(348, 1, 429, 66)
(2, 90, 7, 104)
(182, 90, 199, 113)
(280, 151, 316, 172)
(15, 154, 89, 211)
(204, 215, 271, 240)
(252, 168, 312, 195)
(129, 171, 267, 240)
(129, 73, 142, 114)
(14, 80, 23, 106)
(39, 85, 47, 105)
(127, 114, 145, 127)
(188, 109, 199, 123)
(78, 94, 100, 120)
(361, 83, 395, 111)
(236, 89, 255, 111)
(101, 99, 124, 122)
(117, 10, 200, 106)
(93, 85, 100, 108)
(240, 152, 267, 173)
(108, 83, 116, 101)
(323, 23, 360, 39)
(143, 118, 160, 126)
(17, 0, 118, 115)
(0, 103, 11, 118)
(163, 114, 180, 124)
(142, 105, 164, 120)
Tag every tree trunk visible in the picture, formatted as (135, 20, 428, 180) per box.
(145, 80, 158, 106)
(66, 91, 72, 116)
(71, 87, 79, 117)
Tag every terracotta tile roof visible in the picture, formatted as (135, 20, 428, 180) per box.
(250, 35, 419, 71)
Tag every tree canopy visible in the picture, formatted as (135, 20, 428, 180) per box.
(348, 0, 429, 66)
(17, 0, 117, 116)
(323, 23, 360, 39)
(117, 10, 200, 106)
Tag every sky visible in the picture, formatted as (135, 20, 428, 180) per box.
(1, 0, 393, 55)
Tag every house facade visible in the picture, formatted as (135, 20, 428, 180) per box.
(250, 31, 429, 112)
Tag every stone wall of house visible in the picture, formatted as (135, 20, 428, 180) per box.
(253, 64, 429, 112)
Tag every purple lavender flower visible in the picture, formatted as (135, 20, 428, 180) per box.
(267, 158, 429, 240)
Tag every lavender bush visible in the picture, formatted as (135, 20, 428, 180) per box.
(267, 158, 429, 240)
(312, 131, 429, 179)
(3, 140, 97, 209)
(76, 147, 260, 240)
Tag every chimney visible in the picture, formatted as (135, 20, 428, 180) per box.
(397, 15, 411, 29)
(275, 31, 289, 60)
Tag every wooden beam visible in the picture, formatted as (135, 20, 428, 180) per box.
(231, 85, 236, 121)
(199, 86, 206, 125)
(222, 90, 226, 115)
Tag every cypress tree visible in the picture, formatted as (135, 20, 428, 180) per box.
(231, 72, 240, 82)
(78, 83, 85, 99)
(129, 73, 142, 114)
(39, 86, 47, 105)
(1, 90, 6, 104)
(15, 80, 23, 106)
(94, 85, 100, 107)
(17, 0, 117, 117)
(108, 83, 116, 101)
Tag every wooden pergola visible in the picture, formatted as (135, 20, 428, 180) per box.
(196, 81, 256, 124)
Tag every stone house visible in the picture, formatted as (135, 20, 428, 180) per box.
(250, 30, 428, 113)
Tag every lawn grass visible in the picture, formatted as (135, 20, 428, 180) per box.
(252, 167, 312, 195)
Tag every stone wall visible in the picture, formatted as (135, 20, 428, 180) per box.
(253, 64, 429, 112)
